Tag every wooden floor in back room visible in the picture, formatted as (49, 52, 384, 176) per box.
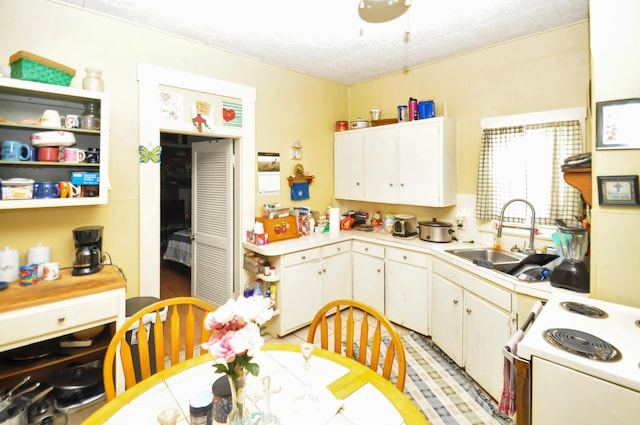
(160, 261, 191, 299)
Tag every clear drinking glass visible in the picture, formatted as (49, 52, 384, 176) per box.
(255, 376, 281, 425)
(292, 342, 321, 414)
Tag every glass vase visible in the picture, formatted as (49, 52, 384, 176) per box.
(226, 365, 250, 425)
(82, 68, 105, 92)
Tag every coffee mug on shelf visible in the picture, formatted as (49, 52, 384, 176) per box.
(37, 146, 62, 162)
(85, 147, 100, 163)
(19, 264, 39, 285)
(61, 147, 86, 163)
(2, 140, 31, 161)
(28, 146, 39, 161)
(81, 185, 99, 197)
(58, 181, 81, 198)
(42, 262, 60, 280)
(33, 181, 60, 199)
(39, 109, 62, 128)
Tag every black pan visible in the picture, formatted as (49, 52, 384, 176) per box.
(506, 253, 558, 274)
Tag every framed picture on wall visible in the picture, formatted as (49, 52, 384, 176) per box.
(596, 98, 640, 149)
(597, 175, 640, 206)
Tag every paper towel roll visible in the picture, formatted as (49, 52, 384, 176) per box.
(328, 207, 341, 234)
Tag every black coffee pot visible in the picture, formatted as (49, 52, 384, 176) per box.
(72, 226, 104, 276)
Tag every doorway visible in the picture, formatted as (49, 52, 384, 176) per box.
(138, 64, 256, 302)
(159, 132, 193, 299)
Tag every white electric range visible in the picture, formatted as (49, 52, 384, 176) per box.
(516, 292, 640, 425)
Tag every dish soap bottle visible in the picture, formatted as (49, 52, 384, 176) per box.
(254, 278, 264, 297)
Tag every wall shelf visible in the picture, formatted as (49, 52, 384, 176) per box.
(563, 167, 592, 206)
(287, 175, 314, 187)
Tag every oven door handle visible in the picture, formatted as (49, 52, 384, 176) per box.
(502, 300, 544, 365)
(521, 300, 544, 332)
(503, 346, 529, 364)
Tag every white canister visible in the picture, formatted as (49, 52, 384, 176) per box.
(28, 243, 51, 265)
(0, 246, 20, 282)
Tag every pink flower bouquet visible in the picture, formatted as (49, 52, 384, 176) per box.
(203, 295, 274, 378)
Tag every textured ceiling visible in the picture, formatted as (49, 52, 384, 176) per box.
(54, 0, 589, 86)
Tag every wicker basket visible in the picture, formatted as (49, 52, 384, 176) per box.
(9, 51, 76, 86)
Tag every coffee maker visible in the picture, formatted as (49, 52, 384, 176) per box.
(72, 225, 104, 276)
(550, 224, 590, 293)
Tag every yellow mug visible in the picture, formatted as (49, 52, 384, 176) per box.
(58, 181, 81, 198)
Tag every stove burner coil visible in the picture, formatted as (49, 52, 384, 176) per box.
(544, 328, 621, 362)
(560, 302, 608, 318)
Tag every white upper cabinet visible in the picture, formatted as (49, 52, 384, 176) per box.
(334, 129, 365, 201)
(334, 118, 456, 207)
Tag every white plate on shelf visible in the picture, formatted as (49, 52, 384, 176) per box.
(30, 130, 76, 147)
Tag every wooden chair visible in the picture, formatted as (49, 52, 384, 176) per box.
(306, 299, 406, 391)
(103, 296, 215, 400)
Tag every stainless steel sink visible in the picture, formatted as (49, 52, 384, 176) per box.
(446, 248, 525, 266)
(446, 248, 558, 282)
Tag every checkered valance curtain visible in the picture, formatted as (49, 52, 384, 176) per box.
(476, 120, 584, 226)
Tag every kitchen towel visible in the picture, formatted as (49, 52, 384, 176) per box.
(499, 328, 524, 416)
(328, 207, 340, 234)
(290, 182, 309, 201)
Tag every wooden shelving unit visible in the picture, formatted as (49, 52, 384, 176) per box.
(563, 167, 592, 206)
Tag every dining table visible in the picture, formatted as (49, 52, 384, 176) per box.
(84, 342, 428, 424)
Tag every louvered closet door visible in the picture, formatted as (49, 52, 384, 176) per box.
(191, 139, 233, 306)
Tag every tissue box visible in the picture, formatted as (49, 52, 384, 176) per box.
(246, 231, 268, 247)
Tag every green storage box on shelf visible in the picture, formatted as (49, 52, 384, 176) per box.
(9, 51, 76, 86)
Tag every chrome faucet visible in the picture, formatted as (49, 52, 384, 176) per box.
(497, 198, 536, 254)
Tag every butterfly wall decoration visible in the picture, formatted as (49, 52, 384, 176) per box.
(139, 145, 162, 164)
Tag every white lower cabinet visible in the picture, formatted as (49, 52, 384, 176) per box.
(280, 248, 323, 334)
(277, 241, 352, 335)
(463, 291, 512, 401)
(321, 241, 353, 304)
(352, 240, 385, 313)
(430, 273, 464, 364)
(385, 247, 430, 334)
(431, 258, 513, 401)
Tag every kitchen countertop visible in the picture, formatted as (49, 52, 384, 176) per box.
(243, 230, 587, 301)
(0, 265, 127, 313)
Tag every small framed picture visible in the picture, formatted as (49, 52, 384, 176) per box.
(597, 175, 640, 206)
(596, 98, 640, 149)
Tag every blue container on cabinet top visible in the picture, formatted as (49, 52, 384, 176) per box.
(418, 101, 435, 119)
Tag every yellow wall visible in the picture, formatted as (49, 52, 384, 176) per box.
(5, 2, 631, 306)
(348, 23, 590, 195)
(0, 0, 347, 296)
(589, 0, 640, 307)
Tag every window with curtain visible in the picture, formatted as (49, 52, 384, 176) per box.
(476, 119, 584, 226)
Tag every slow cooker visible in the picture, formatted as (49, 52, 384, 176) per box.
(418, 218, 455, 243)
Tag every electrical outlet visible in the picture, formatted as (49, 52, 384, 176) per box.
(456, 218, 466, 230)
